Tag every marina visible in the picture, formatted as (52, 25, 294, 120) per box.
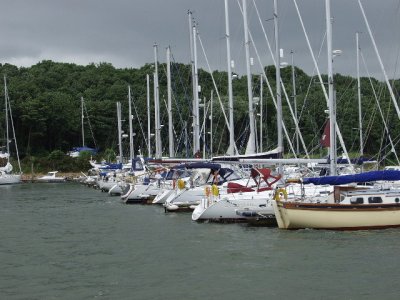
(2, 0, 400, 298)
(1, 182, 400, 299)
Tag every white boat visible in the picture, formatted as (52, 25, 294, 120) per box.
(0, 169, 21, 185)
(192, 168, 281, 222)
(121, 181, 168, 204)
(37, 171, 66, 183)
(120, 167, 176, 204)
(164, 163, 247, 212)
(273, 170, 400, 230)
(192, 168, 334, 222)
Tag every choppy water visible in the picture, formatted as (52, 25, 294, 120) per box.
(1, 183, 400, 300)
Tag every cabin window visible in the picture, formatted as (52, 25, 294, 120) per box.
(368, 197, 382, 204)
(395, 198, 400, 203)
(350, 197, 364, 204)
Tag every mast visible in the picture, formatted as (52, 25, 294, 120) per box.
(274, 0, 283, 160)
(116, 101, 123, 163)
(202, 97, 206, 159)
(291, 50, 299, 155)
(166, 46, 174, 158)
(326, 0, 337, 175)
(4, 75, 9, 156)
(356, 32, 363, 158)
(243, 0, 256, 154)
(259, 74, 263, 152)
(224, 0, 235, 155)
(3, 75, 21, 173)
(81, 96, 85, 147)
(128, 86, 134, 161)
(193, 24, 200, 155)
(188, 11, 198, 156)
(146, 74, 151, 157)
(210, 90, 214, 157)
(153, 43, 162, 159)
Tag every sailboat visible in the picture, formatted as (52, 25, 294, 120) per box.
(0, 76, 21, 185)
(272, 0, 400, 230)
(68, 97, 97, 158)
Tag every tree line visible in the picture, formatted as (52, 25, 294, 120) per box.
(1, 60, 400, 171)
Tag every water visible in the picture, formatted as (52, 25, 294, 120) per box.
(1, 183, 400, 300)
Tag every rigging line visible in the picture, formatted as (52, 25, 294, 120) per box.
(83, 101, 97, 149)
(252, 0, 315, 158)
(4, 85, 21, 173)
(361, 51, 400, 165)
(160, 61, 182, 145)
(171, 58, 192, 153)
(292, 0, 352, 169)
(298, 32, 326, 122)
(252, 0, 301, 156)
(131, 94, 148, 149)
(238, 0, 297, 158)
(196, 30, 239, 154)
(358, 0, 400, 122)
(170, 54, 193, 121)
(169, 56, 194, 153)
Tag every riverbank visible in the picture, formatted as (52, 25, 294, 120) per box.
(21, 172, 84, 183)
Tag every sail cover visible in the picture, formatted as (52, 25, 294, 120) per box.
(302, 170, 400, 185)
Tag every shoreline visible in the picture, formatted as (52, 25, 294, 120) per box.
(21, 172, 85, 182)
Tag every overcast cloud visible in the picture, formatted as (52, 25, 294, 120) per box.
(1, 0, 399, 79)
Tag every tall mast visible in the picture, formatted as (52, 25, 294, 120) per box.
(81, 96, 85, 147)
(116, 101, 123, 163)
(153, 43, 162, 159)
(193, 24, 200, 155)
(166, 46, 174, 157)
(4, 76, 9, 156)
(128, 86, 134, 161)
(202, 97, 207, 159)
(326, 0, 336, 175)
(210, 90, 214, 157)
(243, 0, 256, 154)
(274, 0, 283, 160)
(291, 50, 299, 155)
(224, 0, 235, 155)
(146, 74, 151, 157)
(259, 74, 263, 152)
(356, 32, 363, 158)
(188, 11, 198, 156)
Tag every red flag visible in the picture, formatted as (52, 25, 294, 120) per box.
(320, 119, 330, 148)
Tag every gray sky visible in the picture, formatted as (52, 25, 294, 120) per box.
(1, 0, 399, 79)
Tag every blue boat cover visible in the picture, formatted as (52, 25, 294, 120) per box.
(183, 162, 221, 170)
(99, 163, 123, 170)
(336, 156, 376, 165)
(302, 170, 400, 185)
(71, 146, 98, 154)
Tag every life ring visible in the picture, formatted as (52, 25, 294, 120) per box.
(274, 188, 288, 201)
(177, 179, 185, 190)
(211, 184, 219, 196)
(204, 186, 211, 197)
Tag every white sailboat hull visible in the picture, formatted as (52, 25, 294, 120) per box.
(192, 192, 274, 221)
(0, 174, 21, 185)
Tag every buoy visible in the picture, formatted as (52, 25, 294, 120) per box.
(166, 204, 179, 211)
(177, 179, 185, 190)
(211, 184, 219, 196)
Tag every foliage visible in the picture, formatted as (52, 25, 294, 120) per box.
(1, 60, 400, 170)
